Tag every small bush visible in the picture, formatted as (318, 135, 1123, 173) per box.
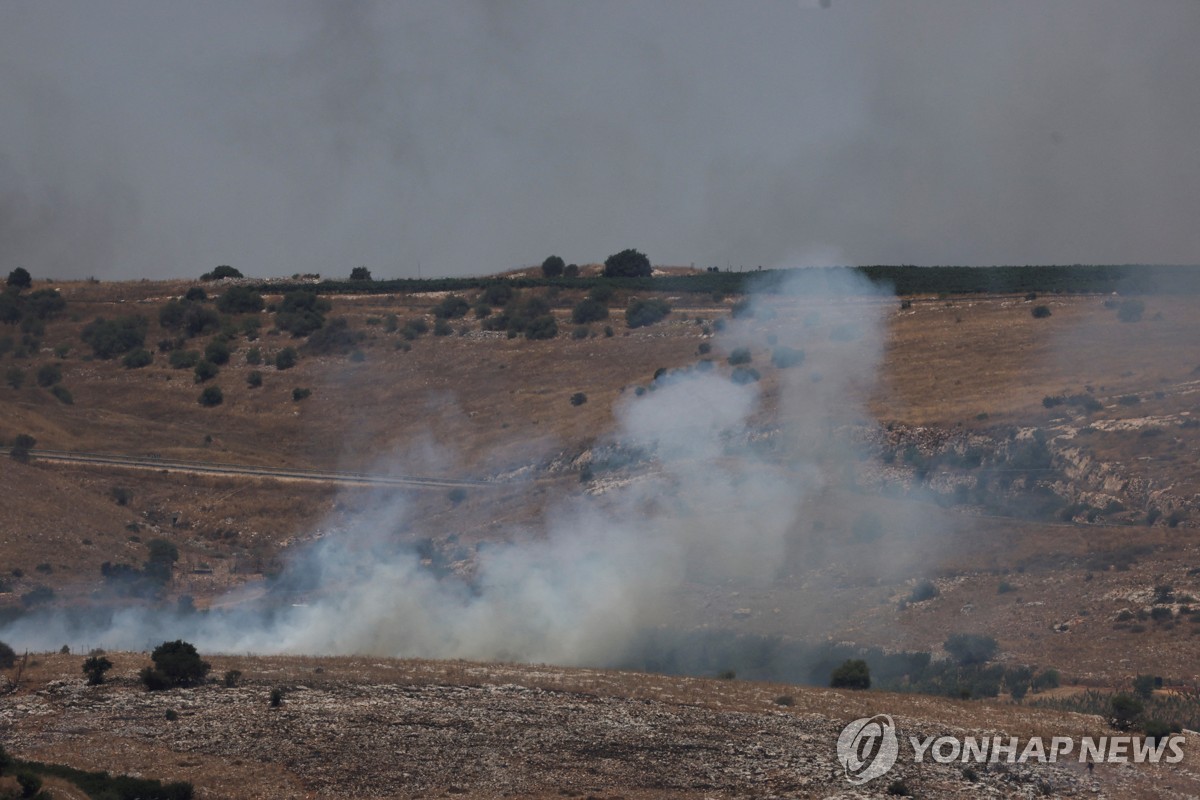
(270, 687, 284, 707)
(402, 318, 429, 340)
(215, 286, 264, 314)
(625, 298, 671, 328)
(433, 318, 453, 336)
(122, 348, 153, 369)
(944, 633, 999, 666)
(572, 298, 609, 324)
(144, 640, 210, 689)
(169, 349, 201, 369)
(830, 659, 870, 690)
(50, 385, 73, 404)
(292, 387, 311, 401)
(350, 266, 372, 281)
(727, 347, 752, 366)
(570, 392, 587, 406)
(81, 315, 148, 358)
(202, 265, 243, 281)
(1031, 305, 1052, 318)
(5, 367, 24, 390)
(193, 360, 219, 382)
(774, 695, 794, 707)
(525, 315, 558, 340)
(909, 579, 940, 603)
(275, 347, 298, 370)
(223, 669, 242, 688)
(198, 386, 223, 407)
(432, 295, 470, 319)
(247, 371, 263, 388)
(886, 779, 912, 796)
(36, 363, 62, 387)
(0, 641, 16, 668)
(82, 655, 113, 685)
(730, 366, 760, 385)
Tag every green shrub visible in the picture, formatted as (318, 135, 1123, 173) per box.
(223, 669, 242, 688)
(50, 385, 73, 404)
(246, 346, 262, 365)
(570, 392, 587, 406)
(198, 386, 223, 407)
(1031, 305, 1052, 318)
(6, 367, 24, 390)
(625, 298, 671, 329)
(909, 579, 940, 603)
(433, 318, 453, 336)
(247, 371, 263, 388)
(10, 433, 36, 461)
(572, 325, 590, 340)
(481, 284, 514, 306)
(0, 640, 15, 668)
(81, 315, 148, 358)
(270, 687, 284, 707)
(193, 360, 218, 382)
(525, 315, 558, 340)
(204, 339, 231, 365)
(432, 295, 470, 319)
(730, 366, 760, 384)
(142, 640, 210, 690)
(830, 659, 871, 690)
(82, 655, 113, 685)
(122, 348, 153, 369)
(292, 387, 311, 401)
(350, 266, 372, 281)
(402, 318, 429, 340)
(168, 350, 201, 369)
(564, 263, 580, 278)
(35, 363, 62, 387)
(184, 286, 207, 302)
(540, 255, 565, 278)
(6, 266, 32, 289)
(201, 265, 243, 281)
(275, 290, 330, 336)
(572, 298, 609, 324)
(1111, 692, 1143, 730)
(727, 347, 752, 366)
(275, 347, 298, 370)
(944, 633, 999, 666)
(304, 317, 365, 354)
(215, 286, 265, 314)
(603, 248, 651, 278)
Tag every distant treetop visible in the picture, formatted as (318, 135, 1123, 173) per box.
(541, 255, 565, 278)
(6, 267, 32, 289)
(350, 266, 373, 281)
(603, 249, 651, 278)
(201, 265, 244, 281)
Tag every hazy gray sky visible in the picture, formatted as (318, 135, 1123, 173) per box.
(2, 1, 1198, 280)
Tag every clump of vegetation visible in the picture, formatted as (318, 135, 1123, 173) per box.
(82, 655, 114, 685)
(275, 290, 330, 337)
(603, 248, 651, 278)
(572, 298, 609, 324)
(292, 387, 311, 401)
(727, 347, 752, 366)
(433, 318, 453, 336)
(1031, 305, 1052, 318)
(140, 640, 210, 690)
(9, 433, 36, 462)
(830, 658, 870, 690)
(625, 297, 670, 328)
(275, 347, 298, 370)
(193, 360, 219, 382)
(122, 348, 153, 369)
(198, 386, 223, 407)
(214, 286, 264, 314)
(730, 366, 760, 385)
(81, 315, 148, 359)
(35, 363, 61, 387)
(432, 295, 470, 319)
(944, 633, 999, 666)
(540, 255, 565, 278)
(50, 385, 73, 404)
(169, 349, 201, 369)
(247, 370, 263, 388)
(570, 392, 587, 406)
(269, 687, 284, 707)
(908, 579, 940, 603)
(223, 669, 242, 688)
(201, 264, 243, 281)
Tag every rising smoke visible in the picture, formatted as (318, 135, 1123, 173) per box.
(0, 269, 903, 671)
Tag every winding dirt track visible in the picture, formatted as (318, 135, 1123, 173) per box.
(26, 448, 498, 489)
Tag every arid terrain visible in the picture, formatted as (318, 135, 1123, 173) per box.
(2, 272, 1199, 797)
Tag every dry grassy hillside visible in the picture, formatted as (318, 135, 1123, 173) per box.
(3, 278, 1200, 799)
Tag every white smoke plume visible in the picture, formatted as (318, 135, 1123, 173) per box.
(1, 269, 895, 667)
